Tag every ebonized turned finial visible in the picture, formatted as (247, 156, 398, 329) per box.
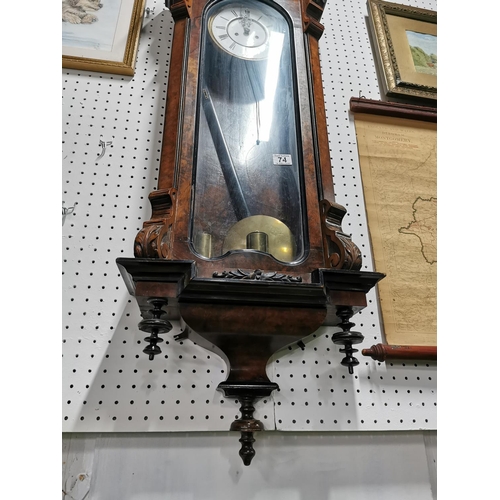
(138, 298, 172, 360)
(230, 396, 264, 466)
(332, 306, 364, 374)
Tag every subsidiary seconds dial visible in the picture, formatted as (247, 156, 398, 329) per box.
(208, 4, 274, 60)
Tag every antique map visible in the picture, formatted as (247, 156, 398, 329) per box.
(353, 113, 436, 346)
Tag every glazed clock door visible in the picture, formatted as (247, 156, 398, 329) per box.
(190, 0, 307, 264)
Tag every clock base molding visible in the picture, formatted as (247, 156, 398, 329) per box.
(117, 257, 383, 464)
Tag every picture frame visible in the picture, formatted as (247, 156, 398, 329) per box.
(62, 0, 147, 76)
(367, 0, 437, 102)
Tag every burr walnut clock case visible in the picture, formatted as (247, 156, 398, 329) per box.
(117, 0, 384, 465)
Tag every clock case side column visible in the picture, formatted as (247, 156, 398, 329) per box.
(301, 0, 362, 271)
(134, 0, 192, 259)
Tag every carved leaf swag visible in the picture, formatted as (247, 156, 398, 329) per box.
(213, 269, 303, 283)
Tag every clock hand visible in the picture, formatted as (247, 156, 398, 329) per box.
(241, 8, 252, 35)
(201, 87, 251, 221)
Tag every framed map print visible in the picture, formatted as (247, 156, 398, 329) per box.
(351, 98, 437, 346)
(62, 0, 146, 76)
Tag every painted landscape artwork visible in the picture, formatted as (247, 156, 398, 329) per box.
(405, 30, 437, 76)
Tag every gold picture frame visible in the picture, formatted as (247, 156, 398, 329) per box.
(367, 0, 437, 102)
(62, 0, 146, 76)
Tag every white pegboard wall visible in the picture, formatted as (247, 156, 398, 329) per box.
(62, 0, 436, 433)
(270, 0, 437, 431)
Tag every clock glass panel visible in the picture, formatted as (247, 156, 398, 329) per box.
(191, 0, 306, 264)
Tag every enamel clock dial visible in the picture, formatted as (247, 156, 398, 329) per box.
(208, 4, 274, 60)
(191, 0, 307, 264)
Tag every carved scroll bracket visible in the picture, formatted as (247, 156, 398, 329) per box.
(320, 199, 362, 270)
(302, 0, 326, 39)
(134, 188, 177, 259)
(166, 0, 192, 20)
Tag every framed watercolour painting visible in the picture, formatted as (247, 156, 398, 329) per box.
(62, 0, 146, 76)
(367, 0, 437, 103)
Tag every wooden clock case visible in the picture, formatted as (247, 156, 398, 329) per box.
(117, 0, 384, 465)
